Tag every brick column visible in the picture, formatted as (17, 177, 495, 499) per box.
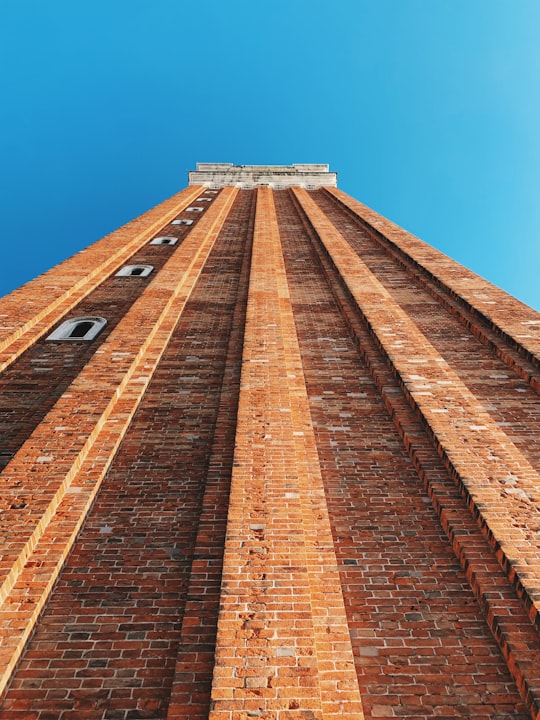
(0, 187, 238, 696)
(209, 187, 364, 719)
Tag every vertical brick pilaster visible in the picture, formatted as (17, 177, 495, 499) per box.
(209, 188, 364, 719)
(293, 186, 540, 716)
(0, 187, 238, 697)
(166, 191, 256, 720)
(326, 187, 540, 362)
(0, 185, 205, 372)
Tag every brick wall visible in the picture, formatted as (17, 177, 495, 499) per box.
(0, 190, 216, 473)
(0, 187, 236, 699)
(278, 189, 537, 719)
(0, 186, 205, 372)
(0, 183, 539, 719)
(0, 190, 254, 718)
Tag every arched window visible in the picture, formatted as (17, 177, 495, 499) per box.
(172, 219, 193, 226)
(47, 317, 107, 341)
(196, 197, 211, 202)
(150, 236, 178, 246)
(186, 206, 204, 212)
(115, 264, 154, 277)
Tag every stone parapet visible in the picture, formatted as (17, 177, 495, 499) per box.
(189, 162, 337, 189)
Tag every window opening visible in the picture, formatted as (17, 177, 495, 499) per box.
(116, 264, 154, 277)
(150, 236, 178, 246)
(70, 321, 94, 338)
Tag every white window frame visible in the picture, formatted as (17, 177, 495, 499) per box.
(186, 207, 204, 212)
(172, 219, 193, 226)
(115, 264, 154, 277)
(150, 236, 178, 245)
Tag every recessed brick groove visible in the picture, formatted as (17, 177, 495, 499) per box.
(276, 188, 538, 719)
(286, 188, 540, 718)
(293, 187, 540, 631)
(312, 188, 540, 495)
(324, 187, 540, 375)
(0, 185, 206, 373)
(320, 187, 540, 403)
(0, 227, 197, 474)
(166, 189, 255, 719)
(209, 187, 364, 719)
(0, 189, 251, 719)
(0, 188, 238, 700)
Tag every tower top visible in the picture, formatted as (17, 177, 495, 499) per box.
(188, 162, 337, 189)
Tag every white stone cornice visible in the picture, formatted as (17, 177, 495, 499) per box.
(188, 162, 337, 189)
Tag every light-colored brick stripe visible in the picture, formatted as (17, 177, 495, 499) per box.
(209, 188, 364, 719)
(294, 187, 540, 628)
(0, 188, 238, 695)
(0, 387, 145, 694)
(0, 185, 204, 372)
(326, 186, 540, 363)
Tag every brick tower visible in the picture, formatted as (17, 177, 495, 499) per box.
(0, 163, 539, 719)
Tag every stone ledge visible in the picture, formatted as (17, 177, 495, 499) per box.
(189, 163, 337, 189)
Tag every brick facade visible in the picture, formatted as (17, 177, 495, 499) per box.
(0, 165, 539, 719)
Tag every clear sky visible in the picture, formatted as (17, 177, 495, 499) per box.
(1, 1, 539, 309)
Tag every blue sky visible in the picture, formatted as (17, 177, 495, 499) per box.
(1, 1, 539, 309)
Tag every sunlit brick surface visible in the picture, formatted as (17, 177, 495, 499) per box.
(208, 188, 363, 719)
(0, 173, 539, 719)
